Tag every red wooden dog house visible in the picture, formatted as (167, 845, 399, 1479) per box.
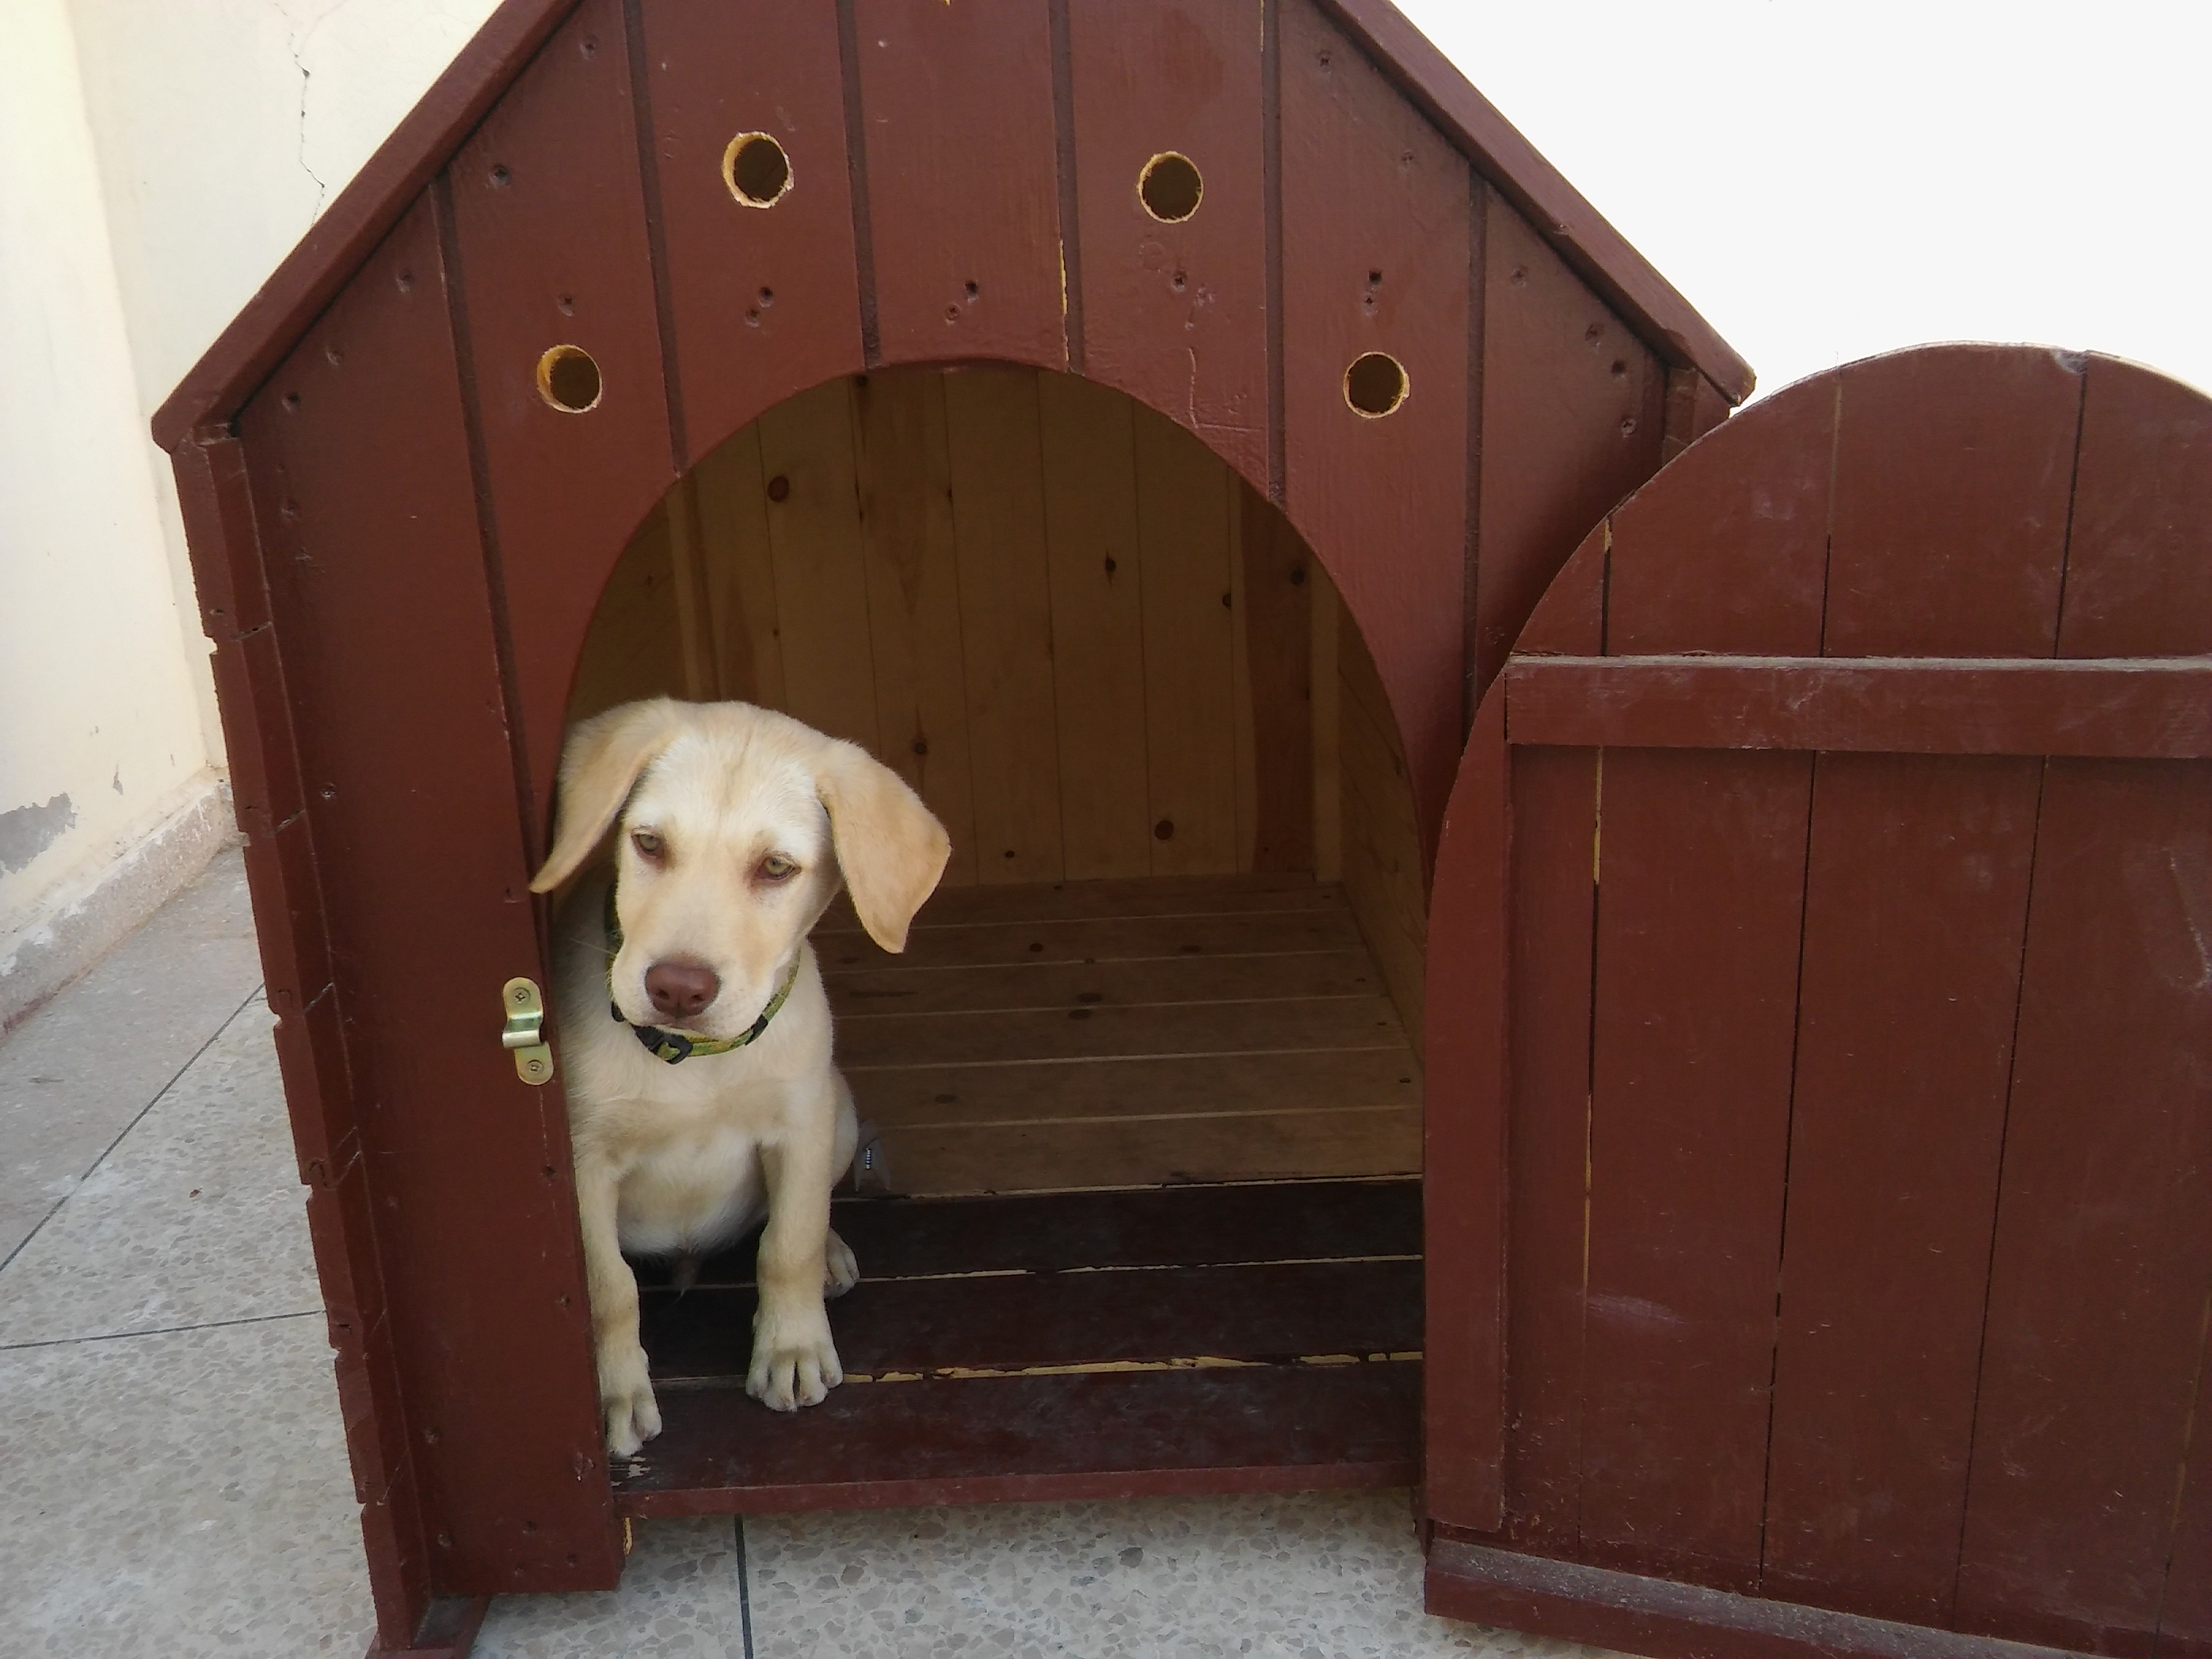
(154, 1, 2209, 1656)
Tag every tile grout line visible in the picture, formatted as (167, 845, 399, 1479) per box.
(735, 1513, 756, 1659)
(0, 982, 267, 1279)
(0, 1307, 321, 1353)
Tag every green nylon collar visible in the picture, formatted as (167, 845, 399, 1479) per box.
(604, 883, 802, 1065)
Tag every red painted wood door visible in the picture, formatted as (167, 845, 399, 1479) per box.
(1422, 346, 2212, 1654)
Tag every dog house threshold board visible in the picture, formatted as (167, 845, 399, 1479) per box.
(819, 872, 1424, 1195)
(615, 1178, 1422, 1515)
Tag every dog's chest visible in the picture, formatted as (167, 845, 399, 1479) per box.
(616, 1122, 766, 1255)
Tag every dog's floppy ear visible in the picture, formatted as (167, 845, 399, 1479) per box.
(816, 739, 951, 953)
(529, 699, 687, 893)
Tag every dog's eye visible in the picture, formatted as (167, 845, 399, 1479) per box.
(631, 830, 665, 862)
(758, 853, 798, 882)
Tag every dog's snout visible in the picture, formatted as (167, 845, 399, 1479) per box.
(644, 960, 720, 1021)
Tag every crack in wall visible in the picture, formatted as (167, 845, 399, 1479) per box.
(289, 43, 325, 216)
(278, 0, 365, 218)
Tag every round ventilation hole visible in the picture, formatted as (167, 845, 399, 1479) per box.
(1343, 352, 1408, 418)
(724, 132, 792, 208)
(536, 344, 602, 413)
(1138, 151, 1203, 222)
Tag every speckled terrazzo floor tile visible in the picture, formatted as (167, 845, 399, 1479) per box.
(0, 846, 260, 1262)
(743, 1488, 1624, 1659)
(475, 1515, 748, 1658)
(0, 1312, 369, 1658)
(0, 1000, 318, 1346)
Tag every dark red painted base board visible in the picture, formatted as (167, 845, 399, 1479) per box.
(616, 1361, 1418, 1517)
(368, 1594, 488, 1659)
(614, 1179, 1421, 1517)
(636, 1179, 1423, 1288)
(1426, 1541, 2089, 1659)
(642, 1256, 1420, 1381)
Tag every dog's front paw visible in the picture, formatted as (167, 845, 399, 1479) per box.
(747, 1300, 842, 1411)
(825, 1228, 859, 1298)
(598, 1337, 662, 1458)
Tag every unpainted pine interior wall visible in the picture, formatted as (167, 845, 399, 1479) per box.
(568, 365, 1427, 1049)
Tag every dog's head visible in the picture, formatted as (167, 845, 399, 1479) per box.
(529, 699, 950, 1040)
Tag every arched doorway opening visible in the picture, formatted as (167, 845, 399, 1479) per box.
(566, 364, 1427, 1200)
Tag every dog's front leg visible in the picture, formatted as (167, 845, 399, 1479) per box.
(747, 1107, 844, 1412)
(576, 1160, 661, 1456)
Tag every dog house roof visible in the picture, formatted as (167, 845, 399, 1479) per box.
(152, 0, 1750, 450)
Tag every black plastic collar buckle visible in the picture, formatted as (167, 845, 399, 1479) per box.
(613, 1001, 698, 1065)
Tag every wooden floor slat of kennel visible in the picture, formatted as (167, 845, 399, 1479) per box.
(615, 1179, 1421, 1515)
(819, 872, 1423, 1195)
(612, 872, 1426, 1516)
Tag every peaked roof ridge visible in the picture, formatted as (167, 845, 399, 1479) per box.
(1317, 0, 1750, 401)
(152, 0, 1751, 453)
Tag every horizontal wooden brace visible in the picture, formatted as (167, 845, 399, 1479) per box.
(1505, 655, 2212, 759)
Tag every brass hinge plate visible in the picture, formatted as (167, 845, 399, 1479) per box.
(502, 977, 554, 1085)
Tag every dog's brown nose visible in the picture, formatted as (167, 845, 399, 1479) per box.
(643, 960, 719, 1021)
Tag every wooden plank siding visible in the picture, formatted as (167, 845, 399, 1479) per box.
(2165, 1420, 2212, 1659)
(569, 367, 1292, 893)
(1337, 598, 1431, 1050)
(1601, 371, 1835, 659)
(1951, 758, 2212, 1655)
(1065, 0, 1271, 483)
(1760, 752, 2040, 1622)
(1496, 745, 1599, 1550)
(443, 0, 675, 833)
(852, 0, 1066, 369)
(1241, 481, 1319, 873)
(1474, 194, 1666, 697)
(942, 367, 1068, 883)
(177, 426, 441, 1645)
(237, 191, 617, 1616)
(1036, 373, 1153, 880)
(853, 369, 979, 884)
(634, 0, 863, 468)
(1576, 744, 1812, 1593)
(689, 423, 783, 709)
(1429, 346, 2212, 1659)
(1822, 346, 2080, 659)
(2060, 354, 2212, 657)
(1279, 0, 1469, 857)
(1135, 401, 1242, 876)
(758, 378, 882, 754)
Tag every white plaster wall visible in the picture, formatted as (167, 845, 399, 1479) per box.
(69, 0, 500, 417)
(1399, 0, 2212, 402)
(0, 0, 213, 949)
(0, 0, 497, 1009)
(66, 0, 501, 776)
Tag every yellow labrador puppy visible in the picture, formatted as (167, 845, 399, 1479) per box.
(529, 698, 949, 1456)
